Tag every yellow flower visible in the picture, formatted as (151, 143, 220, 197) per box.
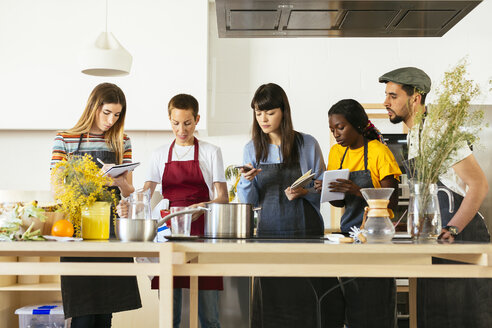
(51, 154, 117, 237)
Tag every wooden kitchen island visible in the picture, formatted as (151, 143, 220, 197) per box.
(1, 239, 491, 328)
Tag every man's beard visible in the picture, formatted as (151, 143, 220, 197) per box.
(389, 114, 405, 124)
(387, 108, 405, 124)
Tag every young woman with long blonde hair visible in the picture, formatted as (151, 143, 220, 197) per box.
(50, 83, 141, 328)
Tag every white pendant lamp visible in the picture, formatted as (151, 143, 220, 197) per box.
(80, 0, 132, 77)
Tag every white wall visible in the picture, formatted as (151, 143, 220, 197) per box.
(1, 1, 492, 228)
(0, 0, 207, 131)
(207, 0, 492, 153)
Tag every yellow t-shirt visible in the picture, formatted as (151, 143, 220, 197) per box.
(327, 139, 401, 188)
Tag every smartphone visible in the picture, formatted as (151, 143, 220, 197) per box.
(234, 165, 253, 172)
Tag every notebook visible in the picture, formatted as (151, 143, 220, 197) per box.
(291, 169, 316, 189)
(320, 169, 350, 202)
(103, 162, 140, 177)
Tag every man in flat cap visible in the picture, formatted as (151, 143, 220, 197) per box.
(380, 67, 491, 327)
(379, 66, 431, 125)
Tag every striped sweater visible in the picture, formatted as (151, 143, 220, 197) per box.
(50, 132, 132, 168)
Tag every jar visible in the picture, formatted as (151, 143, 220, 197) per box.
(363, 199, 395, 243)
(407, 181, 454, 240)
(81, 201, 111, 240)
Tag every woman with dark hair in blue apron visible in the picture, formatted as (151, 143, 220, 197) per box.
(316, 99, 401, 327)
(237, 83, 345, 328)
(51, 83, 141, 328)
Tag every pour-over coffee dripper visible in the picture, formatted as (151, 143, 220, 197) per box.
(360, 188, 394, 203)
(359, 188, 395, 243)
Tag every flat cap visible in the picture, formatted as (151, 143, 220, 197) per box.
(379, 67, 431, 94)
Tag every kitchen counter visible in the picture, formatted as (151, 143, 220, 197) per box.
(1, 239, 491, 328)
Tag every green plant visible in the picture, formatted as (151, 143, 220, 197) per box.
(410, 59, 484, 185)
(225, 165, 241, 202)
(0, 201, 47, 241)
(407, 59, 485, 237)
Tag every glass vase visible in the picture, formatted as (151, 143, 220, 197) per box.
(81, 201, 111, 240)
(407, 182, 442, 240)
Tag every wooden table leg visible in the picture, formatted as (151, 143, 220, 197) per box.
(160, 243, 173, 328)
(189, 257, 199, 328)
(409, 278, 417, 328)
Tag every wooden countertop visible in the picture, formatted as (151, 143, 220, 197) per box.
(1, 239, 491, 328)
(1, 239, 490, 278)
(0, 238, 490, 256)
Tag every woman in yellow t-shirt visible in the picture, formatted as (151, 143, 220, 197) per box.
(316, 99, 401, 328)
(321, 99, 401, 232)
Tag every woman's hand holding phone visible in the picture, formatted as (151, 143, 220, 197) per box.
(238, 164, 262, 181)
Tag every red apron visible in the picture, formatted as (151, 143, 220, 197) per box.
(151, 138, 223, 290)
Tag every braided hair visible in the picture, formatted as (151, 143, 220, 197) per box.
(328, 99, 386, 144)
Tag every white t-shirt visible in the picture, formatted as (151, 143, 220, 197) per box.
(146, 139, 226, 199)
(408, 123, 472, 197)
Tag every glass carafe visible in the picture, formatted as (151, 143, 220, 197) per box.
(360, 188, 395, 243)
(407, 181, 454, 240)
(128, 189, 152, 220)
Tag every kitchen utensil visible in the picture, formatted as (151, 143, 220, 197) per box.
(169, 206, 192, 236)
(127, 189, 152, 220)
(165, 235, 199, 241)
(360, 188, 395, 243)
(115, 207, 203, 242)
(202, 203, 259, 238)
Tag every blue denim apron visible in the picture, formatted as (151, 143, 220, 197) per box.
(251, 161, 345, 328)
(417, 182, 492, 327)
(60, 134, 141, 318)
(338, 139, 397, 328)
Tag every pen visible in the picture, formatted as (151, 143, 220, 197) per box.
(96, 158, 105, 166)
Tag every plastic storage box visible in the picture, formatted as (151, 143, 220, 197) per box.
(15, 303, 70, 328)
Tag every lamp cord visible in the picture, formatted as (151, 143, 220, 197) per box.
(105, 0, 108, 33)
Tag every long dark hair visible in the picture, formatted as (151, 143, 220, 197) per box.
(328, 99, 385, 143)
(251, 83, 303, 164)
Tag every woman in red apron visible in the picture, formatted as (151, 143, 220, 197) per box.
(118, 94, 228, 328)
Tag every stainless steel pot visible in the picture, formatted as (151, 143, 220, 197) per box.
(203, 203, 259, 238)
(115, 208, 202, 242)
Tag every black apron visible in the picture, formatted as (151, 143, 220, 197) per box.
(251, 161, 345, 328)
(60, 134, 141, 319)
(338, 139, 397, 328)
(409, 119, 492, 327)
(417, 182, 492, 327)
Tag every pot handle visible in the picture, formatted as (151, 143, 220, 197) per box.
(157, 207, 208, 228)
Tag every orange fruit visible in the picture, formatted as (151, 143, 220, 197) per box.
(51, 219, 74, 237)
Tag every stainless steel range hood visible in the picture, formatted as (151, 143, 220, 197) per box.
(215, 0, 482, 38)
